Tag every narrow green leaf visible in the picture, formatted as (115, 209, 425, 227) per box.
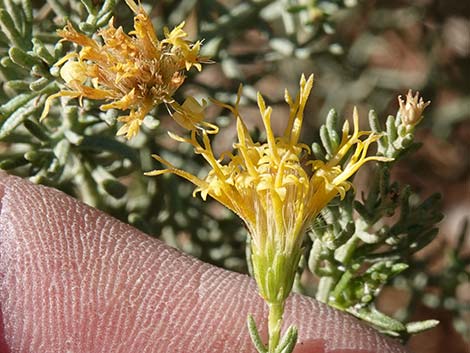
(79, 0, 96, 15)
(21, 0, 33, 40)
(24, 149, 51, 162)
(0, 95, 38, 139)
(96, 10, 113, 27)
(91, 165, 127, 198)
(21, 0, 33, 23)
(311, 142, 326, 161)
(247, 315, 268, 353)
(353, 307, 406, 332)
(4, 0, 23, 32)
(1, 60, 21, 78)
(97, 0, 116, 17)
(80, 135, 140, 164)
(385, 115, 398, 145)
(320, 125, 334, 157)
(47, 157, 62, 174)
(316, 276, 335, 302)
(5, 80, 30, 91)
(30, 77, 51, 91)
(406, 320, 439, 334)
(326, 109, 340, 150)
(334, 234, 358, 264)
(79, 22, 97, 33)
(64, 130, 84, 145)
(53, 139, 71, 165)
(397, 124, 407, 138)
(368, 110, 382, 133)
(53, 42, 64, 58)
(0, 154, 28, 169)
(307, 238, 322, 274)
(24, 119, 50, 141)
(412, 228, 439, 252)
(76, 164, 100, 207)
(31, 63, 49, 77)
(102, 178, 127, 198)
(0, 29, 8, 45)
(0, 9, 28, 48)
(275, 325, 298, 353)
(33, 38, 56, 65)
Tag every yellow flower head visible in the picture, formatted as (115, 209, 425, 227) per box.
(146, 74, 390, 302)
(41, 0, 210, 139)
(398, 90, 430, 127)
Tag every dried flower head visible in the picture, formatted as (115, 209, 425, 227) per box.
(398, 90, 431, 126)
(146, 75, 391, 303)
(41, 0, 211, 139)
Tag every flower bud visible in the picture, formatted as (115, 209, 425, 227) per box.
(398, 90, 430, 126)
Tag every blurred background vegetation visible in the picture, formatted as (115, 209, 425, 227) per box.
(0, 0, 468, 352)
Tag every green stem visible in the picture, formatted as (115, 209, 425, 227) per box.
(268, 301, 284, 352)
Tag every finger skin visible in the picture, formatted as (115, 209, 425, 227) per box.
(0, 173, 409, 353)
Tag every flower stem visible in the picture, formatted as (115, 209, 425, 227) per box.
(268, 301, 284, 352)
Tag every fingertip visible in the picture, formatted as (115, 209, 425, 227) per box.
(0, 174, 410, 353)
(0, 306, 11, 353)
(0, 171, 6, 213)
(0, 173, 10, 352)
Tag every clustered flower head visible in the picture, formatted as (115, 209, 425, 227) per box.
(398, 89, 431, 127)
(41, 0, 212, 139)
(146, 74, 391, 304)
